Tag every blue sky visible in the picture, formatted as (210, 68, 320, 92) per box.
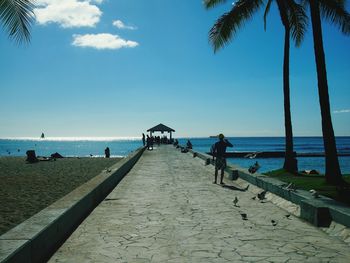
(0, 0, 349, 138)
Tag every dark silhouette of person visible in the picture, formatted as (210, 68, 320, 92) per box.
(146, 135, 153, 150)
(186, 140, 193, 149)
(212, 134, 233, 184)
(150, 136, 154, 149)
(26, 150, 38, 163)
(105, 147, 110, 158)
(142, 133, 146, 146)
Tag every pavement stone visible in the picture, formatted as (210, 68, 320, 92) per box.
(49, 145, 350, 262)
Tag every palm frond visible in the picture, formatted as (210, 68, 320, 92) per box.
(263, 0, 273, 31)
(318, 0, 350, 35)
(0, 0, 35, 44)
(286, 0, 308, 46)
(204, 0, 228, 10)
(209, 0, 265, 52)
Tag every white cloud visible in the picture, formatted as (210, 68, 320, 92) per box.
(35, 0, 102, 28)
(333, 109, 350, 114)
(72, 33, 139, 50)
(112, 20, 137, 30)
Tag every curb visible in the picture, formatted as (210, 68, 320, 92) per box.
(0, 147, 146, 263)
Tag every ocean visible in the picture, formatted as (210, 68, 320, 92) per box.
(178, 137, 350, 174)
(1, 137, 349, 174)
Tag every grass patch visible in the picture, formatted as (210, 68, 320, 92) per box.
(264, 169, 350, 206)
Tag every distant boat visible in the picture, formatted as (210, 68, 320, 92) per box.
(209, 135, 218, 138)
(40, 133, 45, 139)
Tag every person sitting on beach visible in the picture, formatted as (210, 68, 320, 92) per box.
(186, 140, 193, 149)
(26, 150, 39, 163)
(212, 134, 233, 185)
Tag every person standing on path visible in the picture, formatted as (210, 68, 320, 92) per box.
(142, 133, 146, 146)
(104, 147, 110, 158)
(212, 134, 233, 184)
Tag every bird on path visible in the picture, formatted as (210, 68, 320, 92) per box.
(257, 190, 267, 201)
(271, 220, 278, 226)
(248, 161, 260, 174)
(283, 182, 293, 189)
(233, 197, 239, 207)
(309, 189, 319, 198)
(284, 182, 297, 192)
(240, 212, 248, 220)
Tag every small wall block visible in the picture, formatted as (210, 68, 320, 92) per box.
(300, 199, 332, 227)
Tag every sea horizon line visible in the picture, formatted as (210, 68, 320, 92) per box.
(0, 135, 349, 141)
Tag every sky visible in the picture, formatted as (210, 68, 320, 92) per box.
(0, 0, 349, 138)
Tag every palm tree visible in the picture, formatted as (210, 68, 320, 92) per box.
(302, 0, 350, 184)
(265, 0, 307, 173)
(204, 0, 307, 173)
(0, 0, 35, 43)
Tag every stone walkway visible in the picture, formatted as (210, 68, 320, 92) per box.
(49, 145, 350, 262)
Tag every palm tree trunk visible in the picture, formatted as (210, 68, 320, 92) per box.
(309, 0, 343, 184)
(282, 27, 298, 173)
(276, 0, 298, 173)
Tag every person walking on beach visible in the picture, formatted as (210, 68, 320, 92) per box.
(142, 133, 146, 146)
(212, 134, 233, 185)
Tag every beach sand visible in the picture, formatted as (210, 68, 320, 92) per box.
(0, 157, 121, 235)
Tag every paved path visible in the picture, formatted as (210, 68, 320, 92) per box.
(50, 145, 350, 262)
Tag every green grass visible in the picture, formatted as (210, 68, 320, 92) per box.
(264, 169, 350, 206)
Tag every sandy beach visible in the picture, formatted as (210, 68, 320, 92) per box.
(0, 157, 121, 235)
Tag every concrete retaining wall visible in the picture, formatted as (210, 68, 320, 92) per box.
(0, 147, 146, 263)
(185, 147, 350, 228)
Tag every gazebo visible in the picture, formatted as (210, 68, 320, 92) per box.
(147, 123, 175, 141)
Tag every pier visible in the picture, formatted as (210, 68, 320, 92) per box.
(47, 145, 350, 262)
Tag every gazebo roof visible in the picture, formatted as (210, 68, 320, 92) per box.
(147, 123, 175, 133)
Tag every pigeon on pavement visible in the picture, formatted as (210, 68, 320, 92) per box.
(257, 190, 267, 201)
(309, 189, 319, 198)
(233, 197, 239, 207)
(240, 213, 248, 220)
